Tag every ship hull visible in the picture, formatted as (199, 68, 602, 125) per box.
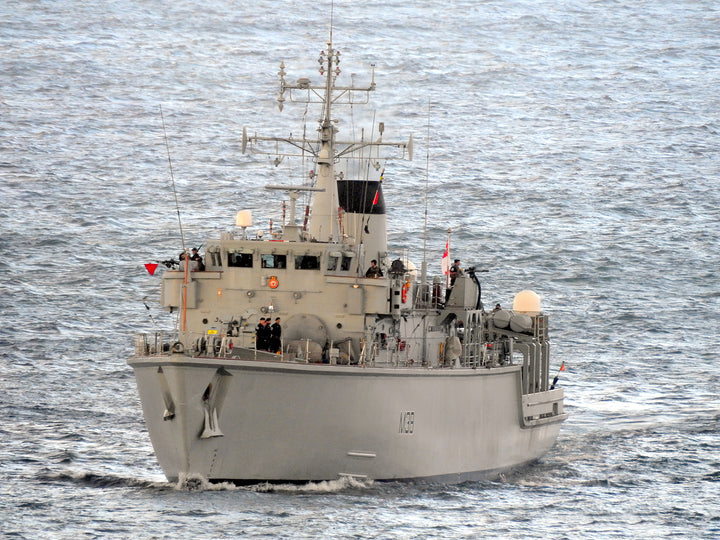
(128, 355, 565, 483)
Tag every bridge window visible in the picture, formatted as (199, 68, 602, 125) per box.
(228, 253, 253, 268)
(261, 254, 286, 269)
(295, 255, 320, 270)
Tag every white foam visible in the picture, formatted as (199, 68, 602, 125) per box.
(174, 472, 373, 493)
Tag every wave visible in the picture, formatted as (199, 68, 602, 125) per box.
(36, 468, 172, 491)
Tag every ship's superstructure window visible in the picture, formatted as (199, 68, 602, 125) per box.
(261, 254, 287, 269)
(295, 255, 320, 270)
(208, 250, 222, 267)
(228, 252, 253, 268)
(326, 252, 354, 273)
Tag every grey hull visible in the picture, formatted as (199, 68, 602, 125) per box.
(129, 355, 565, 483)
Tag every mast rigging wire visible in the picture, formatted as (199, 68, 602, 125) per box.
(159, 105, 186, 251)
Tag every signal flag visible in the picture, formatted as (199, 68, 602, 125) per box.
(550, 362, 566, 390)
(441, 240, 449, 276)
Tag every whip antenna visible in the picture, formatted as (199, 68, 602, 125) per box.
(421, 99, 431, 290)
(160, 105, 186, 251)
(422, 99, 431, 263)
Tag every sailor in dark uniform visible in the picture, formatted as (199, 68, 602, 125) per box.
(449, 259, 462, 286)
(269, 317, 282, 353)
(256, 317, 270, 350)
(365, 259, 383, 278)
(190, 247, 205, 271)
(446, 259, 462, 303)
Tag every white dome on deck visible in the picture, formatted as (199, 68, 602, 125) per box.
(513, 290, 541, 315)
(236, 210, 252, 228)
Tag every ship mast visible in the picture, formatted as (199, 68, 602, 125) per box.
(242, 41, 412, 246)
(308, 42, 341, 243)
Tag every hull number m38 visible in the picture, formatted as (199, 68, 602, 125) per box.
(399, 411, 415, 434)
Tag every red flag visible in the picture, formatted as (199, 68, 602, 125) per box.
(441, 240, 449, 275)
(144, 263, 158, 276)
(559, 362, 565, 372)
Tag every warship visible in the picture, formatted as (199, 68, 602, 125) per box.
(128, 38, 567, 484)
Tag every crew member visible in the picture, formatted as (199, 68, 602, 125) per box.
(449, 259, 462, 286)
(365, 259, 383, 278)
(269, 317, 282, 353)
(256, 318, 270, 350)
(190, 247, 205, 271)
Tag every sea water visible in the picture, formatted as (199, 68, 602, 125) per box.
(1, 0, 719, 537)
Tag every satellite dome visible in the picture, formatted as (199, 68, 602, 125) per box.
(513, 290, 541, 315)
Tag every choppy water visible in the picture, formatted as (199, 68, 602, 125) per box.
(2, 0, 719, 538)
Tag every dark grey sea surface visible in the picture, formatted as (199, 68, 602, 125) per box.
(2, 0, 719, 538)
